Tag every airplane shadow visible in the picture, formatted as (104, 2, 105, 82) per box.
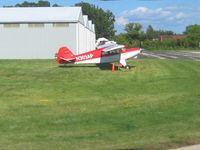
(96, 63, 117, 70)
(59, 63, 114, 70)
(97, 64, 136, 70)
(116, 148, 142, 150)
(59, 65, 96, 68)
(59, 63, 136, 71)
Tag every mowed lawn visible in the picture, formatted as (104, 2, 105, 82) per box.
(0, 59, 200, 150)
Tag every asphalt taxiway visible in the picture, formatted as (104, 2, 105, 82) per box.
(140, 51, 200, 61)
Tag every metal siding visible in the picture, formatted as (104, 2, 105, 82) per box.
(75, 23, 79, 55)
(92, 32, 96, 50)
(87, 29, 91, 51)
(76, 22, 96, 54)
(85, 26, 88, 52)
(89, 30, 93, 50)
(84, 27, 87, 52)
(0, 23, 77, 59)
(78, 23, 87, 53)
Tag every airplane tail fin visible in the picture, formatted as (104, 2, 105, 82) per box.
(56, 47, 76, 64)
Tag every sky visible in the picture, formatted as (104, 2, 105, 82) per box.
(0, 0, 200, 34)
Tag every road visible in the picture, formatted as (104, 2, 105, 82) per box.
(140, 51, 200, 61)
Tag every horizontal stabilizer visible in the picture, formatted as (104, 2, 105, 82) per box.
(59, 57, 75, 62)
(56, 47, 75, 64)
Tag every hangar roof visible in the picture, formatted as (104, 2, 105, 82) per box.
(0, 7, 95, 32)
(0, 7, 84, 24)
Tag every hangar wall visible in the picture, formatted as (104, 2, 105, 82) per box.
(77, 23, 86, 54)
(0, 23, 78, 59)
(76, 22, 96, 54)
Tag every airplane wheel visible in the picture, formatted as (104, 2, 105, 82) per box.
(125, 65, 130, 69)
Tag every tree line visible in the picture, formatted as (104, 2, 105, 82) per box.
(4, 1, 200, 50)
(4, 0, 60, 7)
(114, 23, 200, 50)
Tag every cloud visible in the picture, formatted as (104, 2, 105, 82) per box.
(116, 6, 189, 33)
(170, 12, 186, 21)
(116, 6, 187, 25)
(116, 16, 129, 26)
(132, 7, 149, 14)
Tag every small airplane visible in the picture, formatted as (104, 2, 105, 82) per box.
(56, 38, 143, 69)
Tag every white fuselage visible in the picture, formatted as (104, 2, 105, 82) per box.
(74, 49, 140, 66)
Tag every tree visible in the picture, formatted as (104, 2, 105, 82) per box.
(114, 33, 130, 45)
(75, 2, 115, 39)
(4, 0, 59, 7)
(15, 0, 50, 7)
(37, 0, 50, 7)
(185, 25, 200, 41)
(146, 25, 159, 40)
(184, 25, 200, 47)
(125, 23, 142, 33)
(156, 30, 174, 36)
(52, 4, 61, 7)
(124, 23, 143, 40)
(124, 23, 145, 46)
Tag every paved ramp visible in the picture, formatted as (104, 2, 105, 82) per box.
(170, 144, 200, 150)
(141, 51, 200, 61)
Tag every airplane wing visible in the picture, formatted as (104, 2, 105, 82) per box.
(103, 44, 125, 52)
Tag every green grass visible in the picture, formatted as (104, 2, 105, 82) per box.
(0, 59, 200, 150)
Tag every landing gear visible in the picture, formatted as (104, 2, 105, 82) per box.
(125, 65, 130, 69)
(119, 60, 130, 70)
(118, 64, 130, 70)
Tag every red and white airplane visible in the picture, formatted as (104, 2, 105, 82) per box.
(56, 38, 142, 69)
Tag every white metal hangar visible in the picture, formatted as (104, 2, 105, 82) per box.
(0, 7, 96, 59)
